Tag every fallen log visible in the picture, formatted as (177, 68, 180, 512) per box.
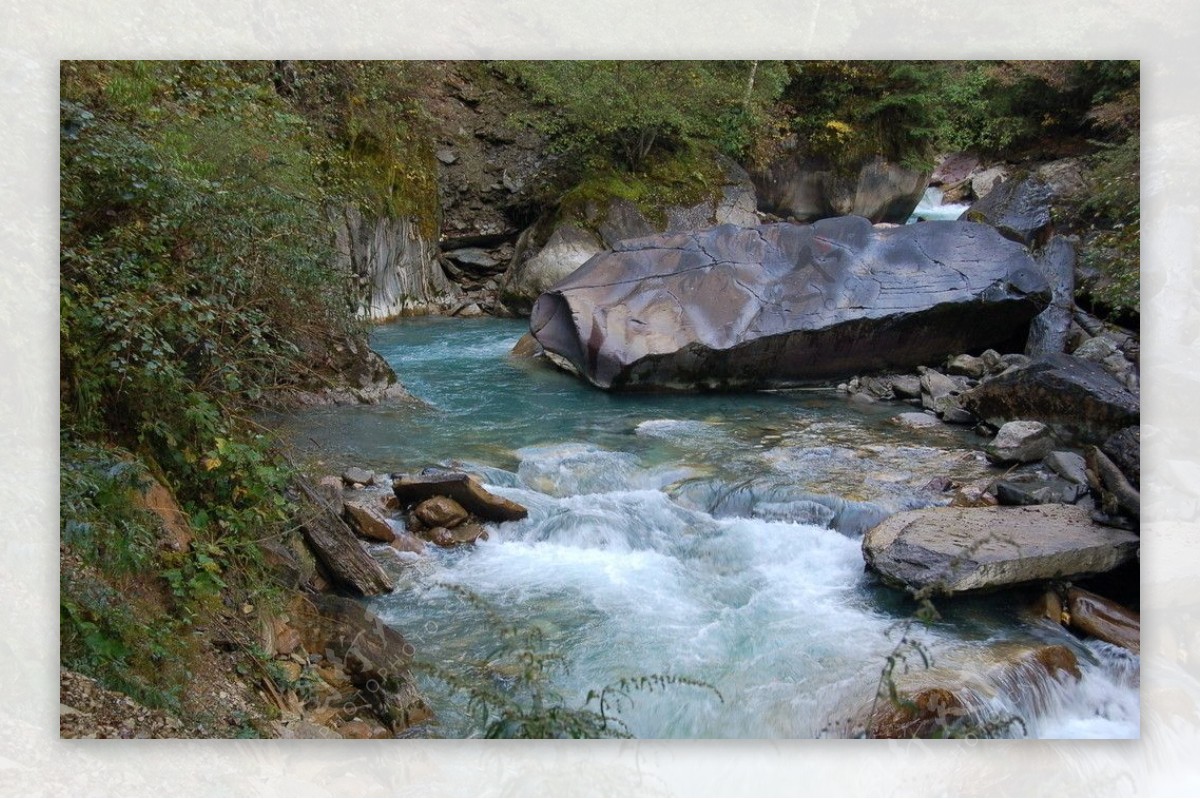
(296, 477, 394, 596)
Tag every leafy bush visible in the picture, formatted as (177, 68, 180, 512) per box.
(494, 60, 789, 171)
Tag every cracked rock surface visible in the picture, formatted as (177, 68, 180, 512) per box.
(530, 216, 1049, 390)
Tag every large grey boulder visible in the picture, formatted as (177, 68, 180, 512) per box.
(530, 217, 1050, 391)
(961, 353, 1140, 445)
(960, 175, 1054, 248)
(862, 504, 1140, 596)
(499, 224, 603, 314)
(499, 157, 758, 315)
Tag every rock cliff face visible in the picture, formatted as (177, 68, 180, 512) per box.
(530, 216, 1050, 391)
(331, 205, 461, 321)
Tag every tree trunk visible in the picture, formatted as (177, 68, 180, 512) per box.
(296, 477, 394, 595)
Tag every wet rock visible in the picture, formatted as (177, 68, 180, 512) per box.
(984, 420, 1056, 465)
(449, 521, 489, 545)
(940, 407, 976, 426)
(889, 374, 923, 400)
(1101, 426, 1140, 489)
(420, 526, 456, 547)
(1029, 589, 1066, 625)
(343, 501, 396, 543)
(1045, 451, 1089, 486)
(388, 531, 427, 555)
(1066, 587, 1139, 653)
(530, 217, 1049, 391)
(394, 472, 528, 522)
(510, 332, 543, 358)
(858, 643, 1080, 739)
(342, 467, 376, 487)
(413, 496, 469, 529)
(1086, 446, 1140, 522)
(894, 412, 941, 429)
(1025, 236, 1076, 357)
(961, 175, 1053, 248)
(993, 475, 1087, 506)
(961, 353, 1139, 445)
(862, 504, 1140, 595)
(918, 367, 962, 412)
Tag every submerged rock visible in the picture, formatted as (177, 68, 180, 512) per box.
(862, 504, 1139, 596)
(530, 217, 1049, 391)
(853, 642, 1081, 739)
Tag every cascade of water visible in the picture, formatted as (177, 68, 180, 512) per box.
(281, 317, 1139, 738)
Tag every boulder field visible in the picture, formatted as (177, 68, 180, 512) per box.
(529, 216, 1049, 391)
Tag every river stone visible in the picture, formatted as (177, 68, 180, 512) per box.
(962, 175, 1053, 248)
(862, 504, 1140, 596)
(856, 642, 1080, 738)
(530, 217, 1049, 391)
(1066, 587, 1139, 653)
(961, 353, 1140, 445)
(394, 472, 528, 522)
(343, 501, 396, 543)
(993, 475, 1087, 506)
(445, 247, 499, 269)
(1102, 426, 1140, 489)
(985, 420, 1056, 465)
(894, 412, 941, 429)
(1045, 450, 1089, 486)
(413, 496, 469, 529)
(342, 467, 376, 486)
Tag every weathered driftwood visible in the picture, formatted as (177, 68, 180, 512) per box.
(296, 478, 394, 596)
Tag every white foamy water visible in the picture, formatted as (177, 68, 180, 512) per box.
(907, 186, 972, 223)
(287, 317, 1139, 739)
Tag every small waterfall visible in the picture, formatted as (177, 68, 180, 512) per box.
(906, 186, 972, 224)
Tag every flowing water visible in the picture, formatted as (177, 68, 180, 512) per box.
(276, 317, 1139, 739)
(907, 186, 972, 223)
